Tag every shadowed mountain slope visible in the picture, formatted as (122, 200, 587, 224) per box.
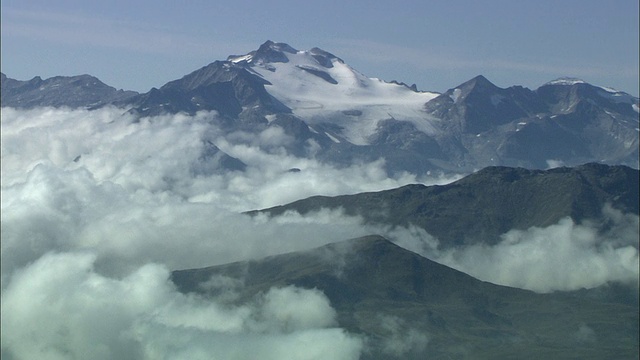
(115, 60, 291, 120)
(171, 235, 639, 360)
(250, 163, 639, 247)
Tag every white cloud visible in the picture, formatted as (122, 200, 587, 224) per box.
(375, 314, 430, 356)
(441, 214, 638, 293)
(256, 286, 338, 332)
(0, 252, 363, 360)
(573, 324, 597, 343)
(379, 208, 639, 293)
(0, 159, 374, 278)
(0, 106, 428, 359)
(2, 106, 636, 359)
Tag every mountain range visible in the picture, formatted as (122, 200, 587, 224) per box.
(0, 72, 136, 108)
(2, 40, 638, 174)
(2, 40, 639, 359)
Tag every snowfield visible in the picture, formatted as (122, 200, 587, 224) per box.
(231, 47, 440, 145)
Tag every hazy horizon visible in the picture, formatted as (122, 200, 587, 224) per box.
(1, 0, 638, 96)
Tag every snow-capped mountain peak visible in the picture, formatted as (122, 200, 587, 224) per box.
(228, 41, 342, 72)
(227, 40, 297, 66)
(540, 76, 639, 112)
(226, 41, 440, 145)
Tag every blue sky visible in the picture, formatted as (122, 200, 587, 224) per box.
(2, 0, 638, 95)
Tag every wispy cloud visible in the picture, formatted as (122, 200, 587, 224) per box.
(0, 107, 388, 359)
(1, 8, 244, 58)
(385, 210, 639, 293)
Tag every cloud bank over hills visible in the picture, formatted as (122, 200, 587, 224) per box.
(0, 106, 447, 359)
(1, 106, 637, 358)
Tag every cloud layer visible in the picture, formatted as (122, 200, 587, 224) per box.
(1, 107, 637, 358)
(1, 252, 363, 360)
(1, 106, 453, 359)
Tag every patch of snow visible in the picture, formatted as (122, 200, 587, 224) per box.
(597, 90, 637, 104)
(244, 46, 440, 145)
(561, 98, 580, 113)
(450, 88, 462, 103)
(518, 122, 527, 125)
(633, 104, 639, 113)
(545, 78, 586, 86)
(229, 54, 253, 64)
(265, 114, 277, 123)
(599, 86, 619, 93)
(325, 132, 341, 143)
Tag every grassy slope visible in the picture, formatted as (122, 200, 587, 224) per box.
(172, 236, 639, 360)
(250, 163, 639, 247)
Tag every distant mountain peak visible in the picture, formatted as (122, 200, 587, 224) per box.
(429, 75, 505, 111)
(460, 75, 499, 91)
(227, 40, 298, 65)
(1, 73, 137, 108)
(226, 41, 345, 71)
(258, 40, 298, 54)
(541, 77, 638, 98)
(308, 47, 343, 67)
(437, 75, 501, 105)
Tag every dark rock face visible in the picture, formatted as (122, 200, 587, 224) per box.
(118, 61, 290, 118)
(295, 65, 338, 84)
(308, 47, 342, 68)
(426, 75, 546, 134)
(425, 76, 639, 171)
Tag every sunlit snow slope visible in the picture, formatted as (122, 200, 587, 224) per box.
(228, 41, 440, 145)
